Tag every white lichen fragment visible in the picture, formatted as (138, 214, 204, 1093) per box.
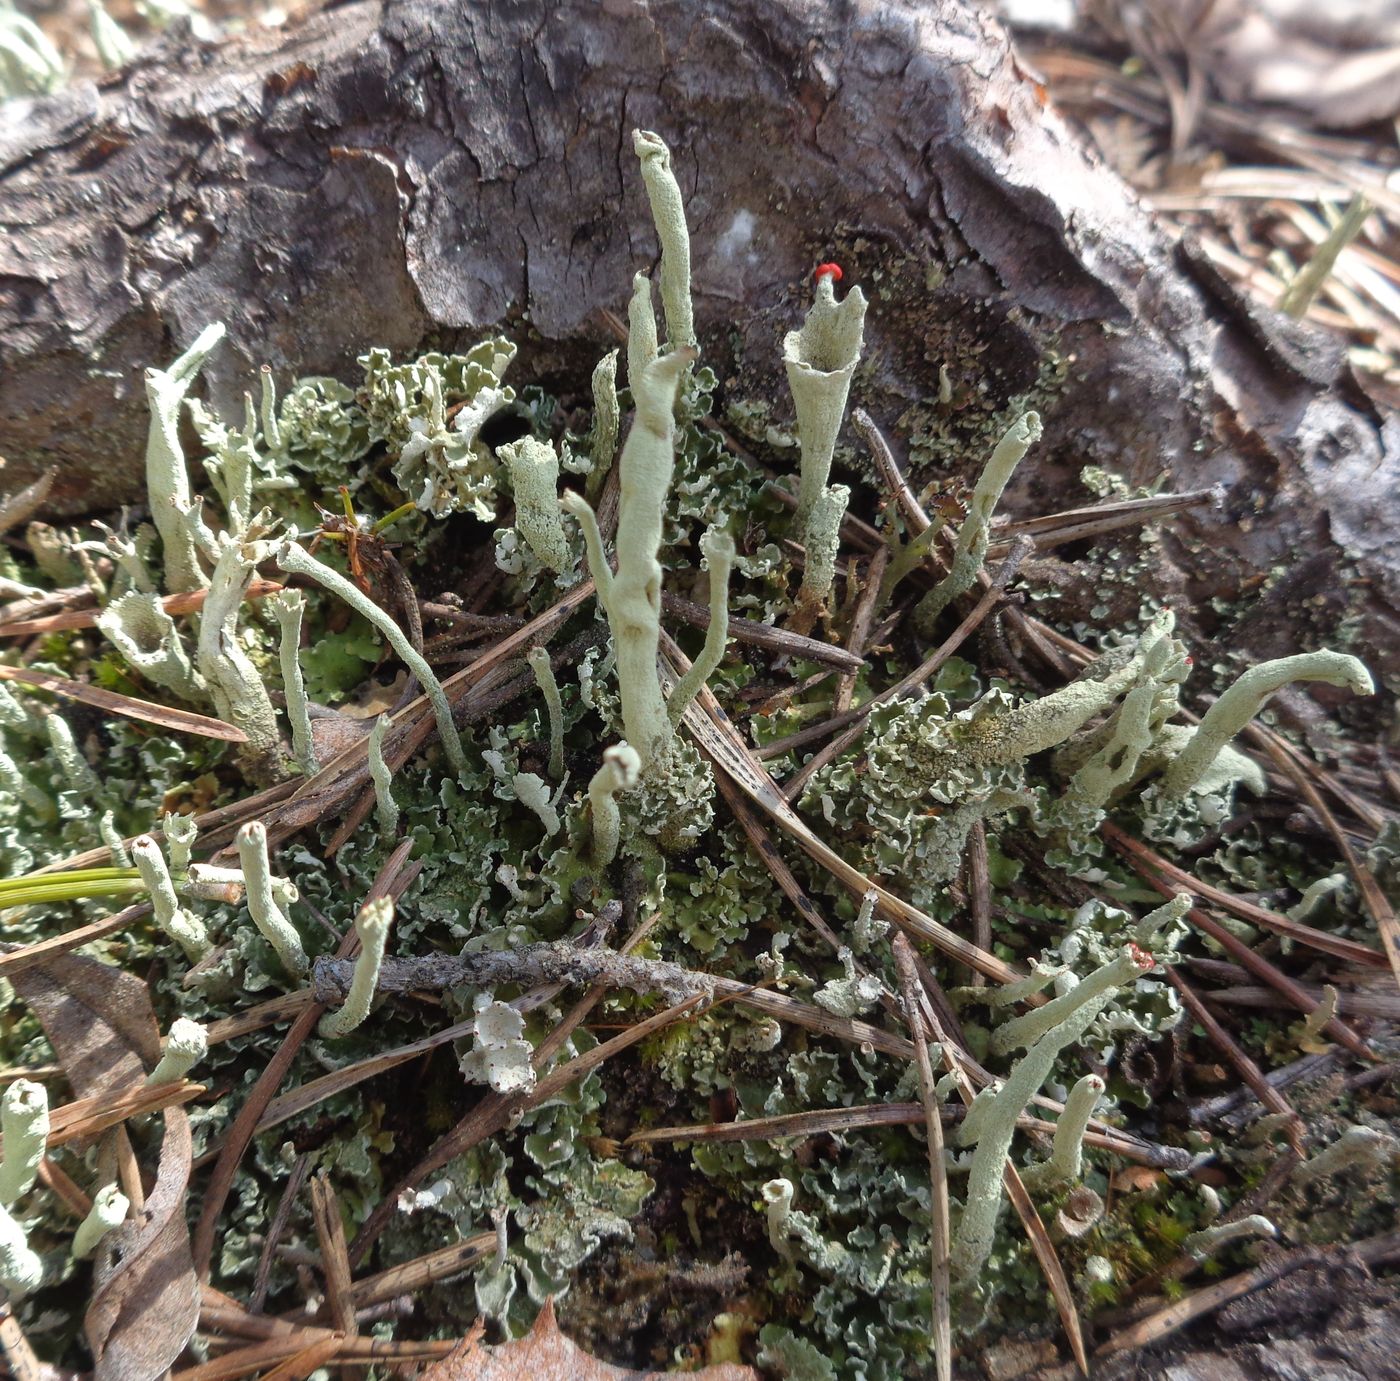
(277, 539, 467, 777)
(0, 1203, 42, 1299)
(813, 947, 883, 1017)
(319, 898, 394, 1039)
(368, 714, 399, 836)
(501, 437, 569, 572)
(269, 589, 318, 776)
(527, 647, 565, 780)
(146, 1018, 208, 1086)
(587, 742, 641, 867)
(917, 410, 1041, 630)
(97, 590, 204, 701)
(1184, 1215, 1278, 1259)
(144, 323, 225, 594)
(236, 821, 308, 977)
(0, 1079, 49, 1205)
(72, 1183, 130, 1259)
(132, 835, 209, 960)
(461, 996, 535, 1095)
(633, 130, 695, 351)
(1158, 650, 1374, 802)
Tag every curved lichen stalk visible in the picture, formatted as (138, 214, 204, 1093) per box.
(916, 410, 1041, 632)
(1157, 650, 1373, 802)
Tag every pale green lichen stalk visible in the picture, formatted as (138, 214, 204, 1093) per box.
(586, 742, 641, 867)
(72, 1184, 130, 1260)
(917, 410, 1041, 631)
(277, 537, 467, 777)
(502, 437, 569, 573)
(793, 483, 849, 633)
(633, 129, 695, 352)
(45, 713, 98, 795)
(97, 591, 204, 702)
(1156, 650, 1373, 802)
(197, 533, 281, 764)
(585, 350, 620, 501)
(147, 1017, 208, 1086)
(132, 835, 209, 960)
(952, 894, 1189, 1283)
(784, 272, 867, 536)
(0, 1079, 48, 1205)
(368, 714, 398, 836)
(563, 349, 690, 771)
(144, 323, 226, 594)
(236, 821, 308, 977)
(1021, 1073, 1103, 1190)
(527, 647, 565, 780)
(1184, 1215, 1277, 1259)
(0, 1204, 42, 1299)
(319, 898, 394, 1039)
(668, 526, 736, 731)
(269, 589, 318, 777)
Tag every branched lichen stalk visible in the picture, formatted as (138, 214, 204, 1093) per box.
(1158, 651, 1373, 801)
(527, 647, 565, 780)
(196, 536, 281, 763)
(270, 589, 318, 776)
(368, 714, 398, 836)
(562, 350, 691, 771)
(144, 323, 225, 594)
(917, 410, 1041, 630)
(319, 898, 394, 1039)
(633, 130, 695, 351)
(277, 539, 466, 777)
(236, 821, 308, 977)
(953, 942, 1159, 1281)
(0, 1079, 48, 1205)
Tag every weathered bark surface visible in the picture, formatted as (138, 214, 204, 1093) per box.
(1, 0, 1396, 688)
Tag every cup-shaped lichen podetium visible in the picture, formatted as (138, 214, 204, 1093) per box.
(783, 270, 867, 534)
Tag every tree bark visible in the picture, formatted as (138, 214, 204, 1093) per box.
(1, 0, 1395, 690)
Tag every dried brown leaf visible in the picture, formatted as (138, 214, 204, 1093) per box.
(86, 1107, 199, 1381)
(419, 1298, 757, 1381)
(8, 952, 159, 1097)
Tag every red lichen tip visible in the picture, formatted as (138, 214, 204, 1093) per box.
(814, 262, 843, 283)
(1127, 942, 1156, 973)
(1184, 655, 1194, 666)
